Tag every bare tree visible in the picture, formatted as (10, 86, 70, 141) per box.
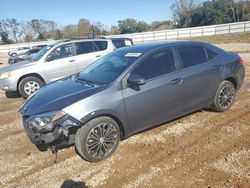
(62, 24, 78, 39)
(20, 21, 36, 42)
(78, 19, 91, 37)
(5, 18, 21, 42)
(171, 0, 197, 27)
(110, 25, 119, 35)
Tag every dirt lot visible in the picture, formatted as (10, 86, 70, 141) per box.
(0, 43, 250, 188)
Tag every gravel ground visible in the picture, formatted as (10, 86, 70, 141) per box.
(0, 43, 249, 188)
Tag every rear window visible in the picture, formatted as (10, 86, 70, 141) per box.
(75, 42, 95, 55)
(178, 46, 208, 68)
(94, 41, 108, 51)
(206, 48, 218, 61)
(124, 40, 133, 46)
(112, 40, 125, 48)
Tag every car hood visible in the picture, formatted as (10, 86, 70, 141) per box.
(0, 60, 35, 73)
(19, 77, 107, 116)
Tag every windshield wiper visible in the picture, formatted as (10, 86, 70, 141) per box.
(75, 75, 95, 87)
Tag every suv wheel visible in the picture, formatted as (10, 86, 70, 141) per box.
(75, 116, 120, 162)
(18, 76, 44, 98)
(212, 80, 236, 112)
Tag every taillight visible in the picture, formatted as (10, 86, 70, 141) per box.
(237, 58, 244, 65)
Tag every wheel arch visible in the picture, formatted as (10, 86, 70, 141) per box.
(80, 113, 126, 140)
(224, 76, 237, 90)
(17, 73, 46, 91)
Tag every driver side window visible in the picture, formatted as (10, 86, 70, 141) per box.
(47, 44, 73, 62)
(131, 49, 176, 80)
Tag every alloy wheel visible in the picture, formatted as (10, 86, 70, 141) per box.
(86, 123, 118, 159)
(24, 81, 40, 96)
(218, 84, 235, 109)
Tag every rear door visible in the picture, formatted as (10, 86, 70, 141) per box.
(122, 48, 184, 133)
(73, 41, 105, 72)
(43, 43, 77, 82)
(176, 45, 223, 112)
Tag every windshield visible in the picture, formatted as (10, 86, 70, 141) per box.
(32, 45, 53, 62)
(77, 51, 142, 84)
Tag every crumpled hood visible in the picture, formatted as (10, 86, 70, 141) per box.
(20, 77, 106, 116)
(0, 60, 35, 74)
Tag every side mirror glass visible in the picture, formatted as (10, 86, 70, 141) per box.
(127, 75, 146, 86)
(46, 54, 54, 62)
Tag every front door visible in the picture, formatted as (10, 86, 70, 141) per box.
(122, 48, 184, 133)
(44, 43, 77, 82)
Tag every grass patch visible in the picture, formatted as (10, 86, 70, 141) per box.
(185, 32, 250, 44)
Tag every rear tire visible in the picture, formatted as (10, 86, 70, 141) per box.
(75, 116, 120, 162)
(18, 76, 44, 98)
(211, 80, 236, 112)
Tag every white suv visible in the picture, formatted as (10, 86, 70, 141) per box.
(8, 47, 31, 57)
(0, 38, 132, 98)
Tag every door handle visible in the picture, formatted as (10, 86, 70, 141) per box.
(69, 59, 75, 62)
(213, 65, 222, 70)
(170, 78, 183, 84)
(96, 55, 102, 58)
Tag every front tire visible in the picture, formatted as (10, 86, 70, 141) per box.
(211, 80, 236, 112)
(75, 117, 120, 162)
(18, 76, 44, 98)
(11, 53, 17, 57)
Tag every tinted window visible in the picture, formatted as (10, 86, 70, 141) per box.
(94, 41, 108, 51)
(32, 45, 53, 62)
(206, 48, 217, 60)
(178, 46, 208, 68)
(112, 40, 125, 48)
(48, 44, 73, 61)
(75, 42, 94, 55)
(132, 49, 175, 80)
(29, 48, 40, 54)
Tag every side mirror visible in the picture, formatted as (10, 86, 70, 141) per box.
(46, 54, 54, 62)
(127, 75, 146, 86)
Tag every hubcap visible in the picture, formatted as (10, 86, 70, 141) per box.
(86, 123, 118, 158)
(24, 81, 40, 96)
(218, 84, 235, 109)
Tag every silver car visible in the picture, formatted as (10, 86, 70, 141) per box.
(0, 39, 119, 98)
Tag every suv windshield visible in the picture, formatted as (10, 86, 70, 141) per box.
(32, 45, 53, 62)
(77, 51, 142, 84)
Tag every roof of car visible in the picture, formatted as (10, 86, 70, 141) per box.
(68, 38, 112, 43)
(117, 41, 211, 53)
(56, 37, 134, 45)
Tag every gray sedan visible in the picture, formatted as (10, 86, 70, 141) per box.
(20, 41, 245, 162)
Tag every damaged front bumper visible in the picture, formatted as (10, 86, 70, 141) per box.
(22, 114, 81, 150)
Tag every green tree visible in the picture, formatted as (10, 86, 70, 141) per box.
(0, 32, 11, 44)
(118, 18, 149, 34)
(172, 0, 250, 28)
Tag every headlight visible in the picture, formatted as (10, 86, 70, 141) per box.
(26, 111, 66, 131)
(0, 72, 12, 79)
